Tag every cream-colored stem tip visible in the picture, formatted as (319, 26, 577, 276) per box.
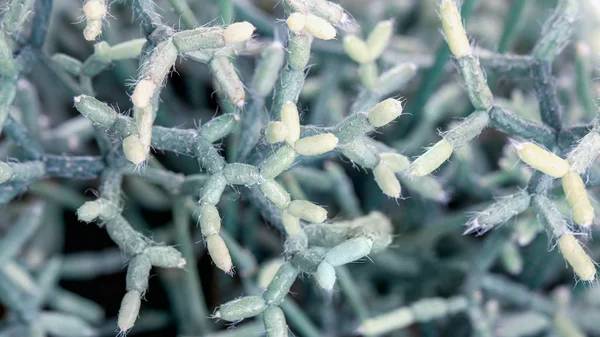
(224, 22, 256, 43)
(281, 101, 301, 144)
(379, 152, 410, 173)
(118, 290, 141, 332)
(207, 234, 233, 273)
(366, 20, 393, 61)
(122, 135, 147, 165)
(286, 13, 306, 32)
(83, 20, 102, 41)
(368, 99, 403, 127)
(304, 15, 336, 40)
(562, 172, 595, 227)
(343, 35, 371, 64)
(77, 200, 101, 222)
(558, 234, 596, 281)
(281, 209, 301, 236)
(409, 139, 454, 176)
(265, 121, 289, 144)
(131, 79, 156, 109)
(516, 142, 570, 178)
(294, 134, 339, 156)
(373, 164, 401, 197)
(440, 0, 471, 57)
(83, 0, 106, 20)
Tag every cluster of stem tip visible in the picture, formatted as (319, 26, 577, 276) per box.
(286, 12, 336, 40)
(214, 212, 392, 336)
(463, 137, 599, 282)
(76, 170, 187, 332)
(515, 134, 600, 229)
(285, 0, 353, 41)
(343, 20, 393, 88)
(129, 21, 255, 165)
(430, 0, 595, 283)
(408, 0, 492, 177)
(82, 0, 107, 41)
(1, 0, 598, 335)
(512, 136, 600, 282)
(262, 101, 336, 235)
(358, 297, 468, 335)
(72, 45, 402, 279)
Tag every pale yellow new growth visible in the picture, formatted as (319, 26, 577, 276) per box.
(558, 234, 596, 281)
(294, 133, 338, 156)
(516, 142, 570, 178)
(373, 163, 401, 197)
(257, 258, 285, 289)
(409, 139, 454, 176)
(77, 200, 101, 222)
(83, 0, 105, 20)
(379, 152, 410, 172)
(83, 20, 102, 41)
(281, 209, 301, 236)
(281, 101, 300, 145)
(358, 307, 414, 335)
(562, 172, 595, 227)
(131, 79, 156, 109)
(118, 290, 141, 332)
(304, 15, 336, 40)
(122, 135, 147, 165)
(286, 13, 306, 32)
(207, 234, 233, 273)
(287, 200, 327, 224)
(265, 121, 289, 144)
(200, 204, 221, 236)
(131, 85, 155, 161)
(440, 0, 471, 57)
(366, 20, 393, 61)
(368, 99, 403, 127)
(224, 22, 255, 43)
(135, 106, 154, 155)
(343, 35, 371, 64)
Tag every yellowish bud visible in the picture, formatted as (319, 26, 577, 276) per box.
(373, 163, 401, 197)
(343, 35, 371, 64)
(562, 172, 595, 227)
(224, 22, 255, 43)
(281, 101, 301, 145)
(366, 20, 393, 61)
(83, 20, 102, 41)
(368, 99, 403, 127)
(207, 234, 233, 273)
(409, 139, 454, 176)
(131, 79, 156, 109)
(265, 121, 289, 144)
(122, 135, 147, 165)
(287, 200, 327, 223)
(558, 234, 596, 281)
(286, 13, 306, 32)
(83, 0, 106, 20)
(440, 0, 471, 57)
(379, 152, 410, 173)
(118, 290, 141, 332)
(515, 142, 570, 178)
(294, 133, 338, 156)
(304, 15, 336, 40)
(281, 209, 301, 236)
